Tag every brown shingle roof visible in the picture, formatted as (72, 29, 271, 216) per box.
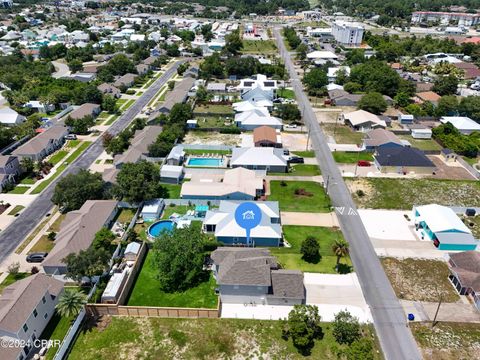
(12, 125, 68, 156)
(415, 91, 441, 103)
(68, 103, 100, 120)
(449, 251, 480, 292)
(253, 126, 277, 144)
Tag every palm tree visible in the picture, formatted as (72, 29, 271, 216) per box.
(332, 239, 350, 271)
(55, 289, 87, 318)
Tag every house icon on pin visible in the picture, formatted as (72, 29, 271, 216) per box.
(242, 210, 255, 220)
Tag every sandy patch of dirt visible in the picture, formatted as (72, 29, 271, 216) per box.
(183, 132, 241, 146)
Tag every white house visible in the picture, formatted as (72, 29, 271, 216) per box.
(141, 199, 165, 221)
(327, 66, 350, 83)
(24, 101, 55, 113)
(306, 50, 338, 61)
(343, 110, 387, 132)
(411, 128, 433, 139)
(231, 147, 288, 172)
(0, 107, 26, 125)
(440, 116, 480, 135)
(235, 109, 283, 130)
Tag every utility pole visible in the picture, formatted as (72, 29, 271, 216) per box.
(432, 293, 443, 328)
(306, 127, 310, 151)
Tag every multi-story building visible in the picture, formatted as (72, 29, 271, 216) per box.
(331, 21, 364, 46)
(411, 11, 480, 27)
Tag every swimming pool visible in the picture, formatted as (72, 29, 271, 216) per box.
(187, 157, 222, 167)
(147, 220, 175, 237)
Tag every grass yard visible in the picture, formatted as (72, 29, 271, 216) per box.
(116, 208, 136, 224)
(68, 316, 380, 360)
(332, 151, 374, 163)
(242, 40, 278, 54)
(40, 312, 74, 360)
(67, 139, 80, 148)
(184, 149, 231, 156)
(49, 214, 66, 232)
(462, 156, 479, 166)
(104, 114, 119, 125)
(97, 112, 110, 119)
(161, 204, 194, 219)
(8, 205, 24, 216)
(196, 116, 234, 128)
(322, 123, 364, 144)
(49, 150, 68, 165)
(411, 322, 480, 360)
(19, 176, 36, 185)
(162, 183, 181, 199)
(398, 135, 442, 151)
(136, 91, 144, 96)
(292, 150, 315, 157)
(122, 99, 135, 111)
(0, 273, 29, 292)
(127, 251, 218, 308)
(270, 226, 351, 273)
(271, 164, 321, 176)
(381, 258, 459, 302)
(277, 88, 296, 99)
(14, 213, 55, 254)
(194, 104, 235, 115)
(8, 186, 29, 194)
(29, 234, 55, 254)
(268, 180, 331, 212)
(462, 215, 480, 238)
(348, 178, 480, 209)
(116, 99, 127, 106)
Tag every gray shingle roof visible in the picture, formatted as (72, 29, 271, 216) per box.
(375, 147, 435, 167)
(271, 269, 305, 299)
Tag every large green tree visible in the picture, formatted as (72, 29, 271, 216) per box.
(52, 170, 106, 212)
(332, 310, 361, 345)
(55, 289, 87, 318)
(63, 247, 110, 282)
(459, 96, 480, 121)
(65, 115, 95, 134)
(303, 68, 328, 95)
(433, 75, 459, 96)
(113, 161, 167, 204)
(349, 60, 401, 97)
(152, 226, 209, 292)
(281, 305, 322, 355)
(357, 92, 388, 114)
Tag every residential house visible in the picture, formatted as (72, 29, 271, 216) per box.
(0, 274, 64, 360)
(0, 107, 25, 126)
(206, 82, 227, 93)
(241, 87, 274, 103)
(136, 64, 149, 75)
(328, 89, 361, 107)
(24, 101, 55, 113)
(181, 167, 264, 200)
(342, 110, 387, 132)
(211, 247, 305, 305)
(160, 164, 184, 184)
(253, 126, 282, 148)
(413, 204, 478, 251)
(327, 66, 350, 83)
(363, 128, 403, 151)
(374, 146, 436, 174)
(97, 83, 121, 98)
(114, 126, 162, 167)
(448, 251, 480, 310)
(42, 200, 118, 275)
(440, 116, 480, 135)
(414, 91, 441, 106)
(113, 73, 137, 88)
(453, 61, 480, 79)
(69, 72, 96, 83)
(12, 125, 68, 161)
(231, 147, 288, 173)
(142, 56, 158, 69)
(203, 201, 282, 246)
(68, 103, 101, 121)
(184, 66, 199, 78)
(165, 145, 185, 166)
(0, 155, 20, 191)
(153, 77, 195, 116)
(237, 74, 278, 95)
(235, 109, 283, 130)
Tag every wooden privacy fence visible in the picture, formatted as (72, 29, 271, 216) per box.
(86, 303, 220, 318)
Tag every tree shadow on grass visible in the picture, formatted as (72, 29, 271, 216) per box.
(336, 263, 353, 274)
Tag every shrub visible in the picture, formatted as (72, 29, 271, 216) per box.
(47, 231, 56, 241)
(356, 189, 365, 197)
(332, 310, 361, 345)
(125, 89, 136, 95)
(31, 266, 39, 274)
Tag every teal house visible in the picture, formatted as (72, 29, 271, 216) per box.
(413, 204, 478, 251)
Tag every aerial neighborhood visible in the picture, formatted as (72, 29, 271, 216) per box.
(0, 1, 480, 360)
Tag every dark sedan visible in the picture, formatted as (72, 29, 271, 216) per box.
(26, 252, 48, 263)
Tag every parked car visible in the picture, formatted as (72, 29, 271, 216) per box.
(26, 252, 48, 263)
(357, 160, 371, 167)
(288, 156, 304, 164)
(465, 208, 476, 217)
(65, 134, 77, 140)
(285, 124, 297, 129)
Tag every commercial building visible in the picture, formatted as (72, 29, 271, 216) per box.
(411, 11, 480, 27)
(331, 21, 364, 46)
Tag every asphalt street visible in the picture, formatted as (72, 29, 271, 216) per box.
(273, 28, 422, 360)
(0, 60, 183, 263)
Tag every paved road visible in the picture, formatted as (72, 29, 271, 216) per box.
(51, 60, 71, 79)
(0, 61, 183, 263)
(273, 28, 422, 360)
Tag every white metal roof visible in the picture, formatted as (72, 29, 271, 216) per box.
(414, 204, 472, 234)
(440, 116, 480, 131)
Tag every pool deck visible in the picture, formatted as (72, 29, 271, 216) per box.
(185, 155, 229, 168)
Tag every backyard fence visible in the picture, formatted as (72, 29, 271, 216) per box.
(181, 144, 233, 151)
(163, 199, 221, 206)
(457, 156, 480, 180)
(86, 304, 220, 319)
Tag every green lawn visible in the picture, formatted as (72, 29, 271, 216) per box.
(104, 114, 119, 125)
(29, 234, 55, 254)
(40, 312, 74, 360)
(19, 176, 36, 185)
(122, 99, 135, 111)
(194, 104, 234, 115)
(462, 156, 479, 166)
(268, 181, 331, 212)
(270, 226, 351, 273)
(242, 40, 278, 54)
(116, 208, 136, 224)
(127, 251, 218, 308)
(67, 139, 80, 148)
(292, 150, 315, 158)
(332, 151, 374, 163)
(277, 88, 295, 99)
(136, 91, 144, 96)
(349, 178, 480, 209)
(271, 164, 321, 176)
(322, 124, 364, 145)
(196, 116, 234, 128)
(184, 149, 231, 155)
(0, 273, 29, 292)
(8, 205, 24, 215)
(97, 112, 110, 119)
(161, 204, 195, 219)
(7, 186, 29, 194)
(397, 135, 442, 151)
(116, 99, 128, 106)
(162, 183, 181, 199)
(49, 150, 68, 165)
(67, 317, 380, 360)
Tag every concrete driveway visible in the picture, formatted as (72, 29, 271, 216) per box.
(281, 211, 339, 227)
(359, 210, 416, 241)
(304, 273, 372, 322)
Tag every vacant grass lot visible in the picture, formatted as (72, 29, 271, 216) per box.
(68, 317, 380, 360)
(271, 164, 321, 176)
(277, 88, 295, 99)
(412, 322, 480, 360)
(348, 178, 480, 209)
(270, 226, 351, 273)
(242, 39, 277, 54)
(196, 116, 234, 128)
(194, 104, 234, 115)
(333, 151, 374, 163)
(127, 251, 218, 308)
(322, 123, 364, 144)
(381, 258, 459, 302)
(269, 181, 331, 212)
(398, 135, 443, 151)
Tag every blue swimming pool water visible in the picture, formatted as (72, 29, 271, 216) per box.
(187, 157, 222, 167)
(147, 220, 175, 237)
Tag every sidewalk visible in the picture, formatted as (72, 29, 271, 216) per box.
(281, 211, 338, 227)
(401, 300, 480, 323)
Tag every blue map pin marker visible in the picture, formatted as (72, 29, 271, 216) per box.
(235, 202, 262, 246)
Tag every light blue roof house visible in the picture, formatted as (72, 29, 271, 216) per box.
(413, 204, 478, 251)
(203, 201, 282, 247)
